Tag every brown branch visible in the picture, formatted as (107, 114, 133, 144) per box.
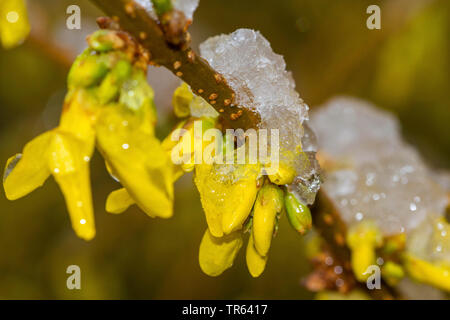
(311, 190, 401, 300)
(90, 0, 260, 130)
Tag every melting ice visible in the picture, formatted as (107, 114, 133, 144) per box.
(135, 0, 199, 20)
(310, 97, 448, 236)
(199, 29, 320, 204)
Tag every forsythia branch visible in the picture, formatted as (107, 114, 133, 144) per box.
(312, 190, 401, 299)
(90, 0, 260, 130)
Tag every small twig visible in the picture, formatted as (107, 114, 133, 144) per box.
(90, 0, 260, 130)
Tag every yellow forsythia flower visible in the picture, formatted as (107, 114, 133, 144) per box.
(199, 228, 243, 277)
(4, 30, 174, 240)
(105, 116, 217, 214)
(0, 0, 30, 48)
(403, 254, 450, 292)
(4, 93, 96, 240)
(246, 233, 268, 278)
(194, 162, 261, 237)
(346, 221, 383, 282)
(252, 183, 283, 256)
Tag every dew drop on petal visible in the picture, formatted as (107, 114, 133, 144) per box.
(355, 212, 364, 221)
(6, 11, 19, 24)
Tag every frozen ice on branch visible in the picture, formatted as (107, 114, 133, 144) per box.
(200, 29, 320, 204)
(310, 97, 450, 293)
(310, 97, 448, 236)
(135, 0, 199, 20)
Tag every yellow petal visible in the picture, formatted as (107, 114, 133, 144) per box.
(221, 165, 260, 235)
(351, 243, 376, 282)
(195, 163, 260, 237)
(106, 188, 135, 214)
(172, 82, 192, 118)
(381, 261, 405, 286)
(3, 131, 52, 200)
(194, 165, 223, 237)
(267, 162, 296, 185)
(48, 130, 96, 241)
(199, 229, 243, 277)
(95, 107, 173, 218)
(346, 222, 383, 282)
(252, 184, 283, 256)
(246, 234, 267, 278)
(403, 254, 450, 292)
(59, 90, 98, 141)
(0, 0, 30, 49)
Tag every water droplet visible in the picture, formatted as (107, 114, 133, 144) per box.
(409, 203, 417, 211)
(83, 156, 90, 162)
(3, 153, 22, 182)
(325, 256, 333, 266)
(53, 168, 60, 174)
(122, 143, 129, 150)
(335, 278, 344, 287)
(80, 219, 86, 225)
(6, 11, 19, 23)
(377, 257, 384, 265)
(372, 194, 380, 201)
(76, 201, 83, 207)
(355, 212, 364, 221)
(334, 266, 343, 275)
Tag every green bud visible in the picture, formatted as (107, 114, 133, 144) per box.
(243, 215, 253, 234)
(152, 0, 173, 16)
(68, 51, 109, 88)
(97, 60, 132, 104)
(285, 191, 312, 234)
(221, 132, 235, 158)
(382, 261, 405, 285)
(87, 30, 125, 52)
(200, 117, 216, 131)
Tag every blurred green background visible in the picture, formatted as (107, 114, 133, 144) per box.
(0, 0, 448, 299)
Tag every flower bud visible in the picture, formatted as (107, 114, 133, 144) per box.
(403, 254, 450, 292)
(246, 234, 267, 278)
(252, 184, 283, 256)
(284, 191, 312, 234)
(199, 229, 243, 277)
(346, 222, 383, 282)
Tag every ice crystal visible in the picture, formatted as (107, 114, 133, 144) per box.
(310, 97, 448, 235)
(199, 29, 319, 204)
(135, 0, 199, 20)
